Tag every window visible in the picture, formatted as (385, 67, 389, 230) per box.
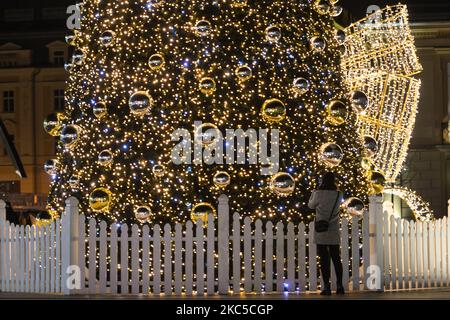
(54, 89, 65, 111)
(53, 51, 65, 66)
(3, 91, 15, 113)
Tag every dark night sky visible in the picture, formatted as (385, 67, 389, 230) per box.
(340, 0, 450, 23)
(0, 0, 449, 31)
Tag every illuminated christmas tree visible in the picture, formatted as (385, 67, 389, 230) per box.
(44, 0, 373, 225)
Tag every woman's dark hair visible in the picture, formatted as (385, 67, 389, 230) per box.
(318, 172, 337, 190)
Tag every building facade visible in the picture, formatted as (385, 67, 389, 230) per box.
(0, 1, 71, 202)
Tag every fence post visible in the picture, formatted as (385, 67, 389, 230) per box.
(61, 197, 80, 295)
(218, 194, 230, 295)
(0, 200, 5, 286)
(368, 196, 384, 292)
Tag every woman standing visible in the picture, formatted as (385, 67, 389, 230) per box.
(308, 172, 345, 295)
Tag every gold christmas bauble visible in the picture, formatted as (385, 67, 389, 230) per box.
(153, 164, 166, 178)
(343, 198, 365, 217)
(331, 5, 343, 17)
(72, 49, 85, 65)
(293, 77, 310, 95)
(351, 90, 369, 113)
(270, 172, 296, 197)
(65, 34, 76, 46)
(320, 143, 344, 167)
(213, 171, 231, 188)
(195, 20, 212, 36)
(99, 30, 115, 46)
(311, 36, 326, 52)
(35, 211, 54, 228)
(44, 159, 59, 175)
(93, 102, 108, 119)
(235, 65, 252, 82)
(261, 98, 286, 123)
(64, 63, 73, 72)
(315, 0, 331, 15)
(98, 150, 113, 166)
(134, 206, 152, 223)
(369, 171, 385, 195)
(363, 136, 378, 158)
(195, 123, 220, 146)
(89, 187, 112, 212)
(265, 25, 282, 42)
(69, 175, 80, 189)
(199, 77, 216, 95)
(191, 203, 216, 226)
(129, 91, 154, 115)
(148, 53, 165, 70)
(60, 125, 81, 149)
(335, 29, 346, 44)
(361, 157, 372, 171)
(231, 0, 247, 7)
(44, 113, 64, 136)
(327, 100, 348, 126)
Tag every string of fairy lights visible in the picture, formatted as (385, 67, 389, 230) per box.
(341, 5, 432, 221)
(42, 0, 386, 226)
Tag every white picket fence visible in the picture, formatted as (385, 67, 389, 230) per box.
(0, 195, 449, 295)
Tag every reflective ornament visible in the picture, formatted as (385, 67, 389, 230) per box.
(191, 203, 216, 226)
(89, 187, 112, 212)
(231, 0, 247, 7)
(64, 63, 73, 72)
(270, 172, 296, 197)
(370, 171, 386, 195)
(195, 20, 212, 36)
(331, 5, 343, 17)
(199, 77, 216, 95)
(265, 25, 282, 42)
(98, 150, 113, 166)
(147, 0, 164, 7)
(68, 175, 80, 189)
(293, 77, 310, 95)
(351, 91, 369, 113)
(339, 45, 347, 55)
(327, 100, 348, 126)
(65, 34, 76, 46)
(335, 30, 346, 43)
(35, 211, 53, 227)
(44, 159, 59, 175)
(135, 206, 152, 223)
(195, 123, 220, 146)
(213, 171, 231, 188)
(315, 1, 330, 15)
(311, 37, 326, 52)
(72, 49, 85, 65)
(129, 91, 153, 115)
(343, 198, 365, 217)
(153, 164, 166, 178)
(361, 157, 372, 171)
(261, 98, 286, 123)
(99, 30, 115, 46)
(60, 125, 81, 149)
(148, 53, 165, 70)
(93, 102, 107, 119)
(44, 113, 64, 136)
(363, 136, 378, 158)
(320, 143, 344, 167)
(235, 65, 252, 82)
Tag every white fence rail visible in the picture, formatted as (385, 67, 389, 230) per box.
(0, 195, 449, 295)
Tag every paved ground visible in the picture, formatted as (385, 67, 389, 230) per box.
(0, 288, 449, 300)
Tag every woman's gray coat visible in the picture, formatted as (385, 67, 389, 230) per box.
(308, 190, 343, 245)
